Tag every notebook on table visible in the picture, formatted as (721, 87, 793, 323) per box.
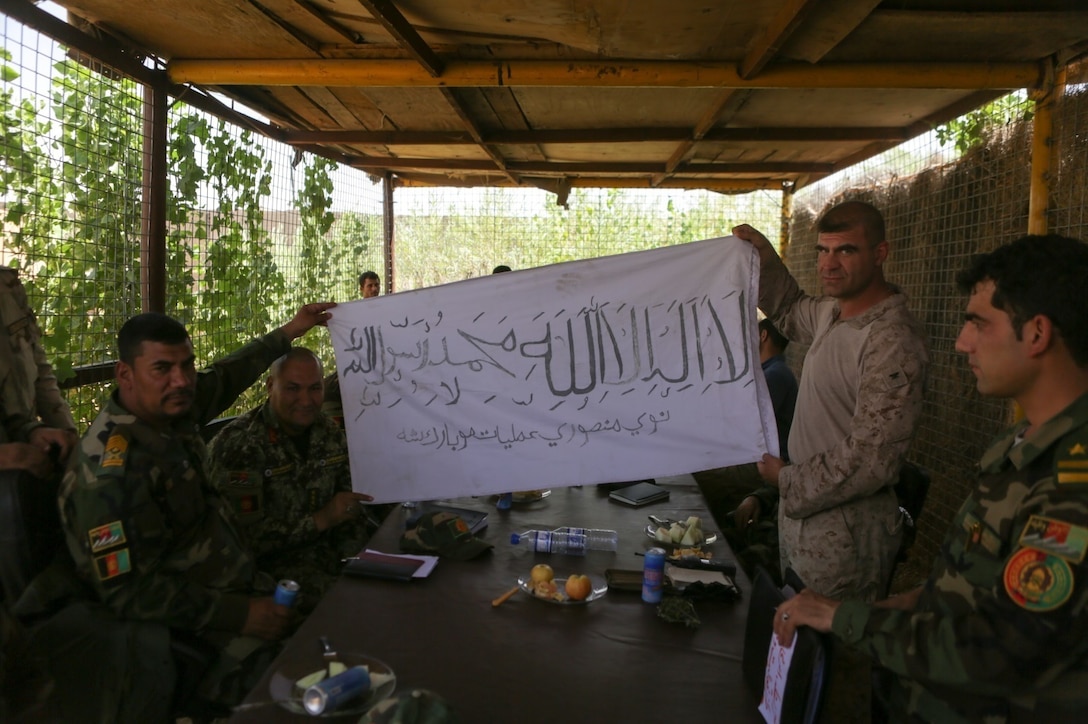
(342, 550, 425, 582)
(608, 481, 670, 507)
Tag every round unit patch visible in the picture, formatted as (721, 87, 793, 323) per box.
(1003, 547, 1074, 612)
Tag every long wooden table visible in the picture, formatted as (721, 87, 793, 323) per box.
(231, 476, 765, 722)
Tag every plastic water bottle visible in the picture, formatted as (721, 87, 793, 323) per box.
(510, 529, 588, 555)
(551, 527, 619, 551)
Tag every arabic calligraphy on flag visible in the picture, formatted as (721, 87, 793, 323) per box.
(327, 236, 776, 503)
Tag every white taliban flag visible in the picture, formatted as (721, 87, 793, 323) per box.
(327, 236, 776, 503)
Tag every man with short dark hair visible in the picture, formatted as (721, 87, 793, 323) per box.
(734, 201, 928, 723)
(775, 234, 1088, 722)
(734, 201, 928, 601)
(210, 347, 376, 609)
(358, 270, 381, 299)
(57, 303, 334, 708)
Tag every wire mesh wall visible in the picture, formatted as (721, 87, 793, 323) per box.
(793, 88, 1088, 571)
(1, 13, 385, 425)
(1, 15, 146, 425)
(391, 186, 781, 290)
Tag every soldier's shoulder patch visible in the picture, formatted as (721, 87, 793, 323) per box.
(961, 512, 1003, 556)
(94, 548, 132, 582)
(1003, 546, 1074, 612)
(6, 314, 30, 336)
(87, 521, 126, 553)
(1019, 515, 1088, 563)
(1056, 430, 1088, 486)
(266, 463, 293, 478)
(100, 433, 129, 469)
(233, 494, 260, 516)
(224, 470, 257, 488)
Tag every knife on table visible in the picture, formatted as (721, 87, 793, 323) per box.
(669, 556, 737, 577)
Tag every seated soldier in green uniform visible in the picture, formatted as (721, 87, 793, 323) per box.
(209, 347, 380, 610)
(774, 234, 1088, 722)
(55, 304, 334, 711)
(0, 266, 78, 479)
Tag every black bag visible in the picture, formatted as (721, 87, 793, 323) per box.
(742, 566, 828, 724)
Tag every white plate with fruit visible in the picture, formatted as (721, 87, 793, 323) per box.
(518, 564, 607, 605)
(645, 515, 718, 548)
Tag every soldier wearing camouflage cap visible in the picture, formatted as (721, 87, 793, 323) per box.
(56, 303, 334, 709)
(775, 234, 1088, 721)
(209, 347, 379, 609)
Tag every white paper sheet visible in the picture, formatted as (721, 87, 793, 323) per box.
(328, 236, 776, 503)
(759, 630, 797, 724)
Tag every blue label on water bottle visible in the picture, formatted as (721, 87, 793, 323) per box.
(533, 531, 552, 553)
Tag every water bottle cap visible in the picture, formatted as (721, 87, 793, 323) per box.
(510, 532, 520, 544)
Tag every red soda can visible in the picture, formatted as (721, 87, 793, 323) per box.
(274, 579, 300, 607)
(642, 547, 666, 603)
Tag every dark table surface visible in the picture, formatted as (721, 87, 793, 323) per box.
(231, 476, 765, 723)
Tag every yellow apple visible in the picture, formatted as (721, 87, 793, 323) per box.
(530, 563, 555, 584)
(565, 574, 592, 601)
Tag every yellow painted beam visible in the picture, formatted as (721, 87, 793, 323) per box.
(1028, 66, 1066, 235)
(168, 59, 1043, 90)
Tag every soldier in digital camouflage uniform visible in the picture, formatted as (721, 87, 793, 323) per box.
(734, 202, 929, 722)
(55, 304, 334, 711)
(0, 266, 78, 478)
(209, 347, 378, 610)
(775, 234, 1088, 722)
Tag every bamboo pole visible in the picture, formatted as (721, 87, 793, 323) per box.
(779, 185, 794, 262)
(383, 173, 395, 294)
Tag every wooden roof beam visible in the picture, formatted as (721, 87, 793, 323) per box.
(655, 89, 739, 185)
(355, 0, 445, 77)
(347, 158, 832, 174)
(293, 0, 365, 44)
(280, 126, 911, 145)
(247, 0, 324, 54)
(439, 87, 520, 185)
(403, 176, 786, 192)
(739, 0, 822, 80)
(169, 59, 1045, 90)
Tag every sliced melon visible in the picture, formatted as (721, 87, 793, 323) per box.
(295, 668, 327, 690)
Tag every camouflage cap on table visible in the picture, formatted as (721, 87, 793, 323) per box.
(360, 689, 459, 724)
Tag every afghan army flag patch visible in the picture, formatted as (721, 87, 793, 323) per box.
(94, 548, 131, 581)
(1018, 515, 1088, 563)
(88, 520, 126, 553)
(1003, 547, 1073, 612)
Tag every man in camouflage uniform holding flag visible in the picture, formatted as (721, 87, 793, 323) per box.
(775, 234, 1088, 721)
(209, 347, 378, 610)
(57, 303, 334, 709)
